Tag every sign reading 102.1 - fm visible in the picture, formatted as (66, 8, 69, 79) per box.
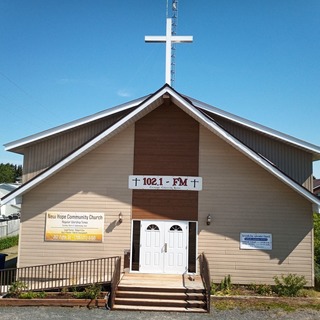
(128, 175, 203, 191)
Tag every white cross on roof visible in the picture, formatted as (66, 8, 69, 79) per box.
(145, 18, 193, 86)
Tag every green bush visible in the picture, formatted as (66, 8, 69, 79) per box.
(211, 275, 233, 295)
(249, 283, 273, 296)
(19, 291, 46, 299)
(315, 262, 320, 291)
(0, 235, 19, 250)
(210, 282, 218, 294)
(314, 213, 320, 290)
(220, 274, 232, 292)
(7, 281, 28, 297)
(314, 213, 320, 266)
(273, 274, 307, 297)
(73, 283, 102, 299)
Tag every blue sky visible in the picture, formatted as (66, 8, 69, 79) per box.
(0, 0, 320, 177)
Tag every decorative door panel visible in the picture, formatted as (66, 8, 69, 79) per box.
(140, 222, 164, 273)
(164, 223, 188, 274)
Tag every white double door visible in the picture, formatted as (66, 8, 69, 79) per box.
(140, 220, 188, 274)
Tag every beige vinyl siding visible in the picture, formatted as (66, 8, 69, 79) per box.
(198, 126, 314, 285)
(18, 125, 134, 267)
(22, 111, 131, 183)
(211, 115, 313, 191)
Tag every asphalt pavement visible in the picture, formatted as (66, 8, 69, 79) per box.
(0, 307, 320, 320)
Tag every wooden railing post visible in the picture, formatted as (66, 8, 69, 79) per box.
(199, 252, 211, 313)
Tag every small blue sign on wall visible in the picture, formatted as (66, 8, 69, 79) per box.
(240, 233, 272, 250)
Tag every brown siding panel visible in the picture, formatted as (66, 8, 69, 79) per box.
(132, 102, 199, 220)
(132, 190, 198, 220)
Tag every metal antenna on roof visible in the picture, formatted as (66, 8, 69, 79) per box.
(166, 0, 169, 18)
(170, 0, 178, 86)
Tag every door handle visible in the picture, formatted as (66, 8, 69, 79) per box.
(164, 243, 167, 253)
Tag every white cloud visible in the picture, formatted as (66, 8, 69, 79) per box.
(117, 89, 131, 97)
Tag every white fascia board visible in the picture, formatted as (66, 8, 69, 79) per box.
(168, 88, 320, 211)
(1, 89, 167, 206)
(4, 95, 149, 152)
(188, 96, 320, 159)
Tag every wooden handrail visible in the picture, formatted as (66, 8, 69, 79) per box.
(199, 252, 211, 313)
(0, 256, 120, 295)
(109, 256, 121, 309)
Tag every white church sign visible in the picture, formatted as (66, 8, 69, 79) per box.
(129, 175, 202, 191)
(240, 233, 272, 250)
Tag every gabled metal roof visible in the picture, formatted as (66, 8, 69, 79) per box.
(188, 96, 320, 160)
(2, 85, 320, 212)
(4, 95, 149, 153)
(4, 86, 320, 160)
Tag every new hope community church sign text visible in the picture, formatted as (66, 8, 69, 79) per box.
(45, 212, 104, 242)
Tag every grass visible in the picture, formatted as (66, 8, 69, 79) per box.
(212, 298, 320, 312)
(211, 281, 320, 313)
(0, 235, 19, 251)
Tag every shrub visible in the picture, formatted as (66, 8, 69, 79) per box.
(249, 283, 273, 296)
(73, 283, 102, 299)
(19, 291, 46, 299)
(297, 288, 318, 298)
(273, 274, 307, 297)
(7, 281, 28, 297)
(210, 275, 232, 295)
(210, 282, 218, 295)
(220, 274, 232, 292)
(59, 287, 69, 295)
(314, 213, 320, 266)
(315, 262, 320, 291)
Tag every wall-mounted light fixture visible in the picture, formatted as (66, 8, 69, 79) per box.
(206, 214, 211, 226)
(118, 212, 123, 224)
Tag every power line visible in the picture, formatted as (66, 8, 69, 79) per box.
(0, 71, 65, 124)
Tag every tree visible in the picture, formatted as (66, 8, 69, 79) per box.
(314, 213, 320, 265)
(0, 163, 22, 183)
(14, 164, 22, 182)
(314, 213, 320, 289)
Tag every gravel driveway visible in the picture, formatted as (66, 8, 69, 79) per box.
(0, 307, 319, 320)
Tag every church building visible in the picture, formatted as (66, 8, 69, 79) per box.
(1, 84, 320, 286)
(1, 11, 320, 287)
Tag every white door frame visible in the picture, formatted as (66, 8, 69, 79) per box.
(133, 220, 190, 274)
